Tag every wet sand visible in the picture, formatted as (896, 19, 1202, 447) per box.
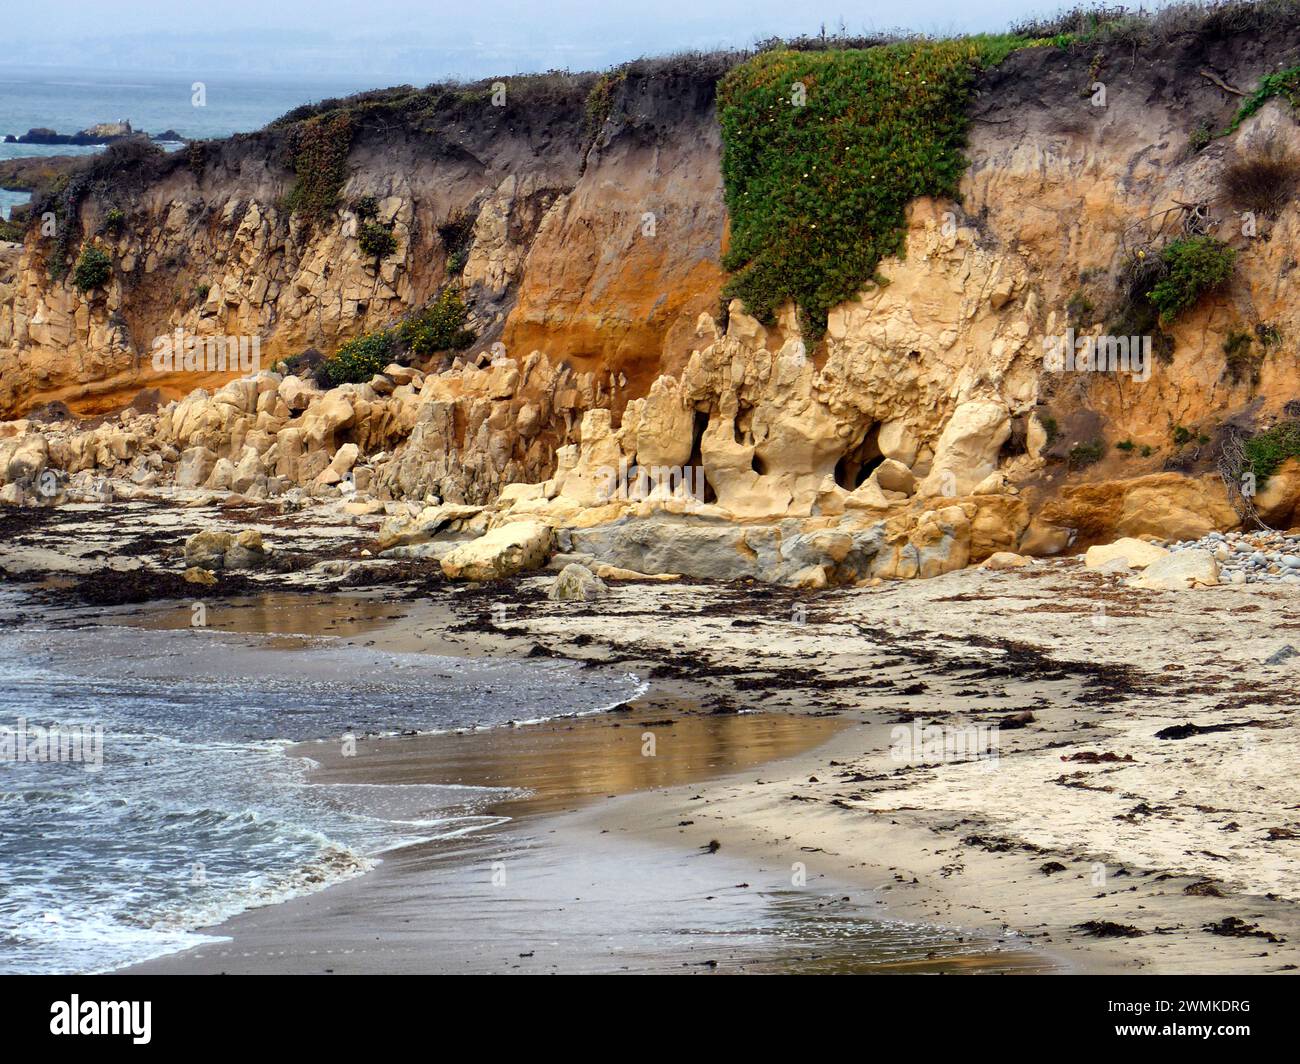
(414, 562, 1300, 975)
(109, 554, 1300, 974)
(129, 695, 1049, 974)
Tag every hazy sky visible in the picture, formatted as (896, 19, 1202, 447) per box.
(1, 1, 1166, 83)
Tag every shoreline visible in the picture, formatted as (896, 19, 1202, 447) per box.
(97, 591, 1046, 974)
(5, 500, 1300, 973)
(125, 690, 1051, 975)
(117, 555, 1300, 974)
(239, 558, 1299, 974)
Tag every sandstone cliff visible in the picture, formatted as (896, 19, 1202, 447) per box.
(4, 9, 1300, 584)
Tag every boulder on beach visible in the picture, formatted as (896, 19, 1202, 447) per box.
(183, 530, 232, 569)
(1129, 549, 1219, 591)
(440, 520, 553, 581)
(1085, 537, 1168, 571)
(377, 503, 482, 551)
(182, 528, 267, 570)
(548, 562, 607, 601)
(224, 529, 267, 569)
(981, 551, 1032, 570)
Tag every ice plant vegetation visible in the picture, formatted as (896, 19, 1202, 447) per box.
(717, 36, 1052, 338)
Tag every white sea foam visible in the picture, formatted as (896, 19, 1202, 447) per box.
(0, 623, 644, 973)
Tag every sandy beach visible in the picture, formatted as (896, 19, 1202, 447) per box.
(96, 548, 1297, 974)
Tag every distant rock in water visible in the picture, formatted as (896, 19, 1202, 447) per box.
(79, 121, 133, 139)
(4, 121, 186, 146)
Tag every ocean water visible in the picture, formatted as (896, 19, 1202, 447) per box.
(0, 65, 388, 216)
(0, 621, 644, 974)
(0, 65, 385, 155)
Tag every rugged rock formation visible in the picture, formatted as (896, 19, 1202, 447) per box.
(5, 15, 1300, 584)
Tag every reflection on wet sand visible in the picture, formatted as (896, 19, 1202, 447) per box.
(123, 591, 411, 644)
(299, 699, 844, 818)
(113, 597, 1053, 975)
(273, 705, 1054, 974)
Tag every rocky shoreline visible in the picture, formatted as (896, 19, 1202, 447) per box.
(6, 341, 1297, 596)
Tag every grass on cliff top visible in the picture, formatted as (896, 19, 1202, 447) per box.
(717, 36, 1052, 338)
(1013, 0, 1300, 48)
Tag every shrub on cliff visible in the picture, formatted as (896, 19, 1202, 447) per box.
(322, 330, 395, 386)
(1223, 148, 1300, 218)
(1238, 421, 1300, 488)
(398, 288, 476, 356)
(0, 215, 25, 243)
(1223, 328, 1262, 386)
(1108, 253, 1175, 361)
(1147, 236, 1236, 325)
(717, 37, 1047, 338)
(1067, 438, 1107, 469)
(1009, 4, 1130, 40)
(72, 245, 111, 292)
(358, 220, 397, 259)
(584, 71, 627, 136)
(437, 212, 476, 276)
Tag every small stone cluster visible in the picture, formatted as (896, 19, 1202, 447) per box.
(1170, 529, 1300, 586)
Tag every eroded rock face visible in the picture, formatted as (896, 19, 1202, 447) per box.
(1033, 474, 1243, 550)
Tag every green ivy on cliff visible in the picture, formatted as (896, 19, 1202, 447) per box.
(717, 36, 1044, 338)
(285, 111, 355, 222)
